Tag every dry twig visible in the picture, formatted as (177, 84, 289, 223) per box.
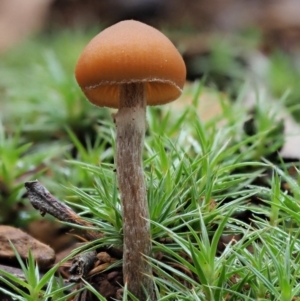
(25, 180, 101, 241)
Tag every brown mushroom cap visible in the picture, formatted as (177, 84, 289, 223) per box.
(75, 20, 186, 108)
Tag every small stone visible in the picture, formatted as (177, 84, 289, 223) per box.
(97, 252, 111, 263)
(107, 270, 119, 281)
(0, 225, 55, 270)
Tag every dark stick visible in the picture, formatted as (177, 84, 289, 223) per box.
(69, 251, 97, 282)
(25, 180, 101, 241)
(24, 180, 123, 259)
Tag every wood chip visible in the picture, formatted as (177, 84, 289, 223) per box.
(0, 225, 55, 270)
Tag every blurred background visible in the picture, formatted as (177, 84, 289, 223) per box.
(1, 0, 300, 53)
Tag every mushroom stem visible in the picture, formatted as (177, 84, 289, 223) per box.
(115, 83, 155, 300)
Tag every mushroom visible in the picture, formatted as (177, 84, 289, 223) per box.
(75, 20, 186, 300)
